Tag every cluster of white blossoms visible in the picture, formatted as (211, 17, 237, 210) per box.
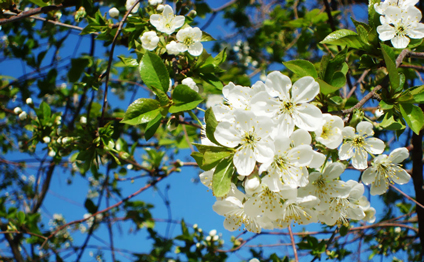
(376, 0, 424, 48)
(199, 71, 410, 233)
(134, 4, 204, 56)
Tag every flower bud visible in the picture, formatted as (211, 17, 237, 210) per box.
(109, 7, 120, 18)
(244, 174, 260, 195)
(43, 136, 51, 143)
(14, 107, 22, 114)
(26, 98, 33, 105)
(18, 111, 27, 120)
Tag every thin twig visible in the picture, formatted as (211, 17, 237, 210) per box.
(390, 184, 424, 210)
(346, 69, 370, 99)
(0, 2, 72, 25)
(288, 225, 299, 262)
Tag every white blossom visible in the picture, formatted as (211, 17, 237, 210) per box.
(19, 111, 27, 120)
(108, 7, 119, 18)
(26, 98, 33, 105)
(377, 6, 424, 48)
(148, 0, 162, 5)
(362, 147, 410, 195)
(214, 110, 274, 176)
(175, 27, 203, 56)
(339, 121, 385, 169)
(166, 41, 181, 55)
(181, 77, 199, 92)
(126, 0, 140, 13)
(150, 5, 185, 35)
(14, 107, 22, 114)
(250, 72, 323, 136)
(315, 114, 344, 149)
(375, 0, 418, 15)
(43, 136, 51, 143)
(140, 31, 159, 51)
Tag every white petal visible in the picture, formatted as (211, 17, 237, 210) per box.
(388, 147, 409, 163)
(370, 176, 389, 195)
(255, 140, 274, 163)
(188, 42, 203, 56)
(361, 167, 376, 185)
(346, 205, 365, 220)
(234, 146, 256, 176)
(265, 71, 292, 99)
(173, 16, 185, 30)
(212, 196, 242, 215)
(384, 6, 402, 24)
(390, 167, 411, 184)
(290, 129, 312, 147)
(293, 103, 323, 131)
(377, 24, 396, 41)
(150, 14, 161, 28)
(342, 126, 355, 139)
(351, 148, 368, 169)
(356, 121, 374, 137)
(408, 23, 424, 39)
(287, 145, 313, 166)
(339, 142, 354, 160)
(214, 121, 241, 148)
(323, 162, 345, 180)
(250, 91, 280, 116)
(309, 151, 326, 168)
(391, 35, 410, 49)
(291, 76, 320, 103)
(364, 137, 385, 154)
(275, 113, 295, 137)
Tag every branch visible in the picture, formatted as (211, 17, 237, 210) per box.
(288, 225, 299, 262)
(390, 184, 424, 210)
(333, 85, 382, 115)
(40, 174, 167, 248)
(31, 161, 56, 214)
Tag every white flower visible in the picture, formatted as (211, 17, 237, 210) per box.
(206, 94, 223, 108)
(250, 72, 323, 136)
(209, 229, 217, 236)
(14, 107, 22, 114)
(259, 129, 314, 188)
(166, 41, 181, 55)
(362, 147, 410, 195)
(140, 31, 159, 51)
(148, 0, 162, 5)
(48, 150, 56, 157)
(377, 6, 424, 48)
(181, 77, 199, 92)
(18, 111, 27, 120)
(276, 195, 319, 228)
(375, 108, 384, 118)
(214, 110, 274, 176)
(80, 116, 87, 124)
(243, 174, 261, 195)
(108, 7, 119, 18)
(26, 98, 33, 105)
(157, 4, 165, 11)
(126, 0, 140, 13)
(43, 136, 51, 143)
(175, 27, 203, 56)
(212, 184, 273, 233)
(339, 121, 385, 169)
(374, 0, 418, 15)
(150, 5, 185, 35)
(315, 114, 344, 149)
(249, 259, 260, 262)
(300, 162, 351, 210)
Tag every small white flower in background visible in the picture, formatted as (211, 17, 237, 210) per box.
(339, 121, 385, 169)
(14, 107, 22, 114)
(377, 6, 424, 49)
(166, 40, 181, 55)
(108, 7, 119, 18)
(148, 0, 162, 5)
(315, 114, 344, 149)
(150, 5, 185, 35)
(249, 259, 260, 262)
(209, 229, 217, 236)
(140, 31, 159, 51)
(48, 150, 56, 157)
(213, 235, 219, 241)
(374, 0, 418, 15)
(375, 108, 384, 118)
(205, 236, 211, 241)
(181, 77, 199, 92)
(126, 0, 140, 13)
(156, 4, 165, 11)
(362, 147, 410, 195)
(175, 27, 203, 56)
(43, 136, 51, 143)
(80, 116, 87, 124)
(62, 137, 71, 144)
(26, 98, 33, 105)
(127, 164, 133, 170)
(18, 111, 27, 120)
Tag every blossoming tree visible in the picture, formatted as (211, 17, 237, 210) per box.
(0, 0, 424, 261)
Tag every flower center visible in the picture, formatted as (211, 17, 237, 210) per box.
(273, 155, 290, 172)
(321, 125, 331, 139)
(352, 136, 365, 147)
(184, 37, 195, 47)
(280, 101, 294, 114)
(242, 131, 257, 149)
(315, 176, 326, 189)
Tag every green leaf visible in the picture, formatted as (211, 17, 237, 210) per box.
(320, 29, 366, 49)
(201, 31, 216, 42)
(317, 79, 340, 95)
(212, 157, 235, 197)
(139, 52, 170, 95)
(17, 211, 25, 224)
(169, 85, 203, 113)
(68, 57, 92, 82)
(381, 44, 400, 91)
(409, 85, 424, 103)
(121, 98, 161, 125)
(368, 0, 381, 30)
(399, 103, 424, 135)
(379, 100, 394, 110)
(203, 150, 232, 168)
(28, 0, 48, 7)
(117, 55, 138, 67)
(213, 48, 227, 66)
(84, 199, 97, 213)
(39, 101, 51, 120)
(200, 73, 223, 90)
(144, 114, 162, 141)
(283, 60, 318, 78)
(205, 108, 221, 146)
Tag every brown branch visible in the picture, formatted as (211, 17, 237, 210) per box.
(100, 0, 141, 126)
(399, 64, 424, 71)
(288, 225, 299, 262)
(216, 233, 259, 253)
(40, 174, 167, 249)
(333, 85, 382, 115)
(31, 161, 56, 214)
(390, 184, 424, 210)
(346, 69, 370, 99)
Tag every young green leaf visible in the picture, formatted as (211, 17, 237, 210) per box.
(205, 108, 221, 146)
(381, 44, 400, 92)
(320, 29, 366, 49)
(121, 98, 161, 125)
(212, 157, 235, 197)
(399, 103, 424, 135)
(139, 52, 170, 94)
(169, 85, 203, 113)
(283, 60, 318, 78)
